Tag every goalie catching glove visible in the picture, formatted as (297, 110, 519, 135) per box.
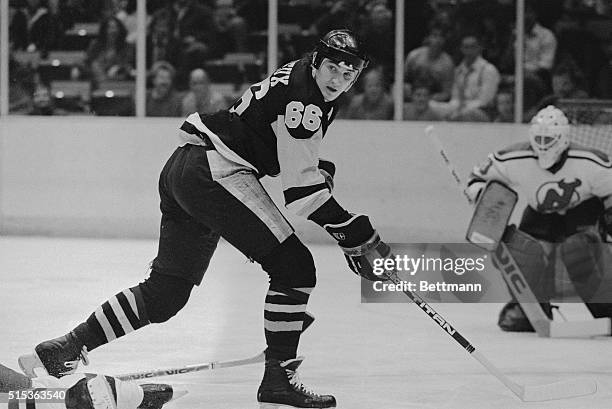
(324, 214, 391, 281)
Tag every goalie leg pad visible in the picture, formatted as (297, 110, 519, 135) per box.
(561, 229, 612, 313)
(502, 225, 555, 302)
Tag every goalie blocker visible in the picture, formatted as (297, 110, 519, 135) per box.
(467, 181, 611, 338)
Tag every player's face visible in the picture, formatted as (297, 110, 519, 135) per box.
(315, 59, 358, 101)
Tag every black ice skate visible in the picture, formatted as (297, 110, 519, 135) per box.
(18, 332, 89, 378)
(257, 356, 336, 408)
(498, 302, 554, 332)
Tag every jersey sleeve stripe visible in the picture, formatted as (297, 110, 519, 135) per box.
(493, 151, 537, 162)
(285, 186, 331, 218)
(284, 183, 329, 205)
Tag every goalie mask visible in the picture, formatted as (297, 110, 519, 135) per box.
(312, 29, 369, 84)
(528, 105, 570, 169)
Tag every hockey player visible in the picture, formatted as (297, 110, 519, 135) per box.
(19, 29, 391, 408)
(0, 362, 181, 408)
(466, 105, 612, 332)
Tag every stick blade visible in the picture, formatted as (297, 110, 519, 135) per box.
(521, 378, 597, 402)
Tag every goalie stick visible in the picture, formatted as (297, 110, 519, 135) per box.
(425, 125, 611, 338)
(402, 125, 596, 401)
(115, 312, 315, 381)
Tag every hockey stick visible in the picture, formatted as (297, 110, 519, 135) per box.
(115, 312, 315, 381)
(379, 267, 595, 401)
(115, 351, 265, 381)
(398, 125, 596, 401)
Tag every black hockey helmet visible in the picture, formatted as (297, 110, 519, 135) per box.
(312, 29, 369, 72)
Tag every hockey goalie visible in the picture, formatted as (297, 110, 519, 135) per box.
(466, 105, 612, 332)
(0, 362, 183, 408)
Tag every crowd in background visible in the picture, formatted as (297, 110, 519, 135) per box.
(6, 0, 612, 121)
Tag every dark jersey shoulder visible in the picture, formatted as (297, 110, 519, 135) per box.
(282, 59, 337, 140)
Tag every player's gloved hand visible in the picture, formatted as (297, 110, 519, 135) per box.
(318, 159, 336, 192)
(324, 214, 391, 281)
(465, 181, 485, 204)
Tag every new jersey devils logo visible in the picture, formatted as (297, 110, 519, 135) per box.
(536, 179, 582, 213)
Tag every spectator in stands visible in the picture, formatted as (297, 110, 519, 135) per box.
(207, 0, 248, 59)
(499, 2, 556, 92)
(146, 61, 183, 117)
(492, 88, 514, 123)
(341, 67, 393, 120)
(595, 36, 612, 99)
(114, 0, 139, 45)
(430, 34, 500, 122)
(29, 78, 56, 115)
(404, 26, 454, 102)
(23, 0, 63, 54)
(550, 62, 589, 99)
(86, 16, 135, 86)
(526, 62, 589, 119)
(310, 0, 361, 36)
(8, 45, 35, 114)
(358, 1, 395, 78)
(181, 68, 227, 116)
(167, 0, 216, 89)
(9, 0, 29, 50)
(148, 7, 174, 68)
(403, 80, 442, 121)
(522, 3, 557, 86)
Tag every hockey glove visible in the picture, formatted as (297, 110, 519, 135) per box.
(324, 214, 391, 281)
(318, 159, 336, 192)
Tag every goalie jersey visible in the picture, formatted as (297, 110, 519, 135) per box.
(178, 58, 338, 219)
(469, 142, 612, 215)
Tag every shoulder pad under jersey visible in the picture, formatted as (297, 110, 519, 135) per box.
(494, 142, 537, 162)
(567, 142, 612, 168)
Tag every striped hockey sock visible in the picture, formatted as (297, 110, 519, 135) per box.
(75, 286, 150, 350)
(264, 286, 312, 360)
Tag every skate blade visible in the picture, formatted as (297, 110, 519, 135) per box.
(18, 352, 49, 378)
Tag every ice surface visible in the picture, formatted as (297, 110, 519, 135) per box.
(1, 237, 611, 408)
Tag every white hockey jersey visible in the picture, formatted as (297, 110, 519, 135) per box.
(469, 142, 612, 214)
